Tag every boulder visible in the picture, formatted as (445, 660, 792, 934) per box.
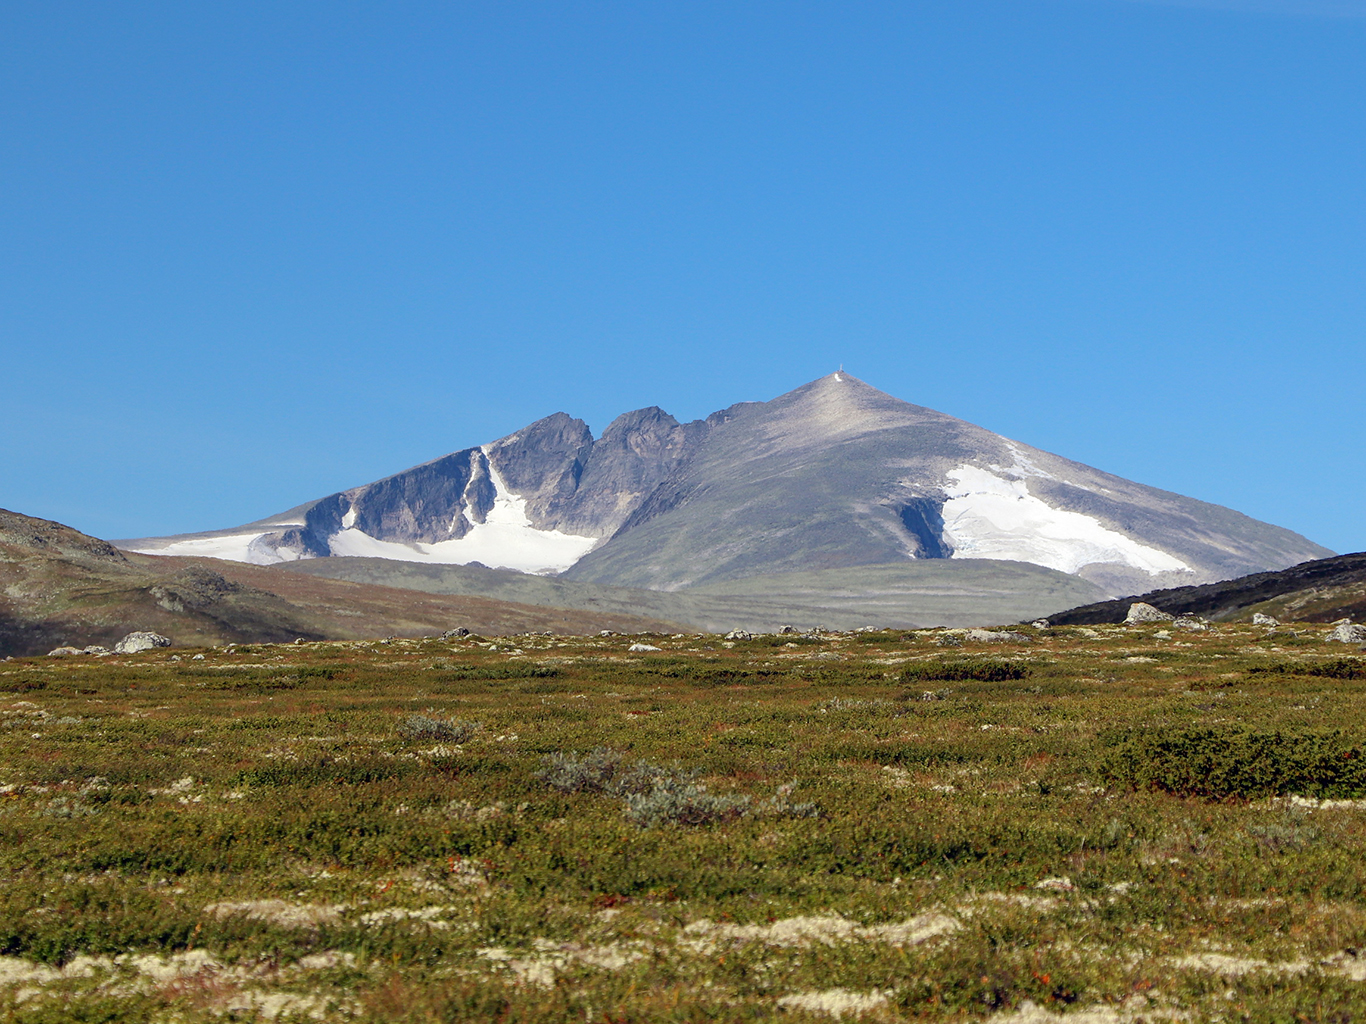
(965, 628, 1030, 643)
(1328, 620, 1366, 644)
(82, 646, 110, 656)
(1125, 603, 1173, 625)
(778, 625, 799, 635)
(1173, 616, 1210, 632)
(628, 643, 661, 653)
(724, 629, 752, 641)
(441, 628, 471, 639)
(47, 646, 84, 657)
(113, 631, 172, 655)
(1031, 619, 1051, 629)
(1252, 613, 1280, 627)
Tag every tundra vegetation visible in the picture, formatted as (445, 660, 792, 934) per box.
(1, 623, 1366, 1021)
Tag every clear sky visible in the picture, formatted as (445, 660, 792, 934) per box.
(3, 0, 1363, 553)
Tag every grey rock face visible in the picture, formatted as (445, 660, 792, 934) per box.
(1125, 602, 1173, 624)
(113, 631, 172, 654)
(563, 375, 1333, 594)
(1328, 620, 1366, 643)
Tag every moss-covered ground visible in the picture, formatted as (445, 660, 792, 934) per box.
(2, 622, 1365, 1022)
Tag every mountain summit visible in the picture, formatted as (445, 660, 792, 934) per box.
(122, 373, 1332, 596)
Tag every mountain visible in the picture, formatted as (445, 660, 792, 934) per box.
(120, 373, 1333, 600)
(1050, 551, 1366, 626)
(0, 509, 679, 657)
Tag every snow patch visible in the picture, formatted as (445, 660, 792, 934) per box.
(124, 532, 282, 565)
(941, 464, 1189, 577)
(326, 448, 597, 574)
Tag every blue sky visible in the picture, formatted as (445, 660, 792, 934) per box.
(3, 0, 1363, 553)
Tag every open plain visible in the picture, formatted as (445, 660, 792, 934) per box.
(3, 622, 1366, 1022)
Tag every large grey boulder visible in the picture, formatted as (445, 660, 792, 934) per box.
(113, 631, 172, 655)
(1124, 602, 1173, 625)
(1252, 613, 1280, 627)
(1328, 620, 1366, 644)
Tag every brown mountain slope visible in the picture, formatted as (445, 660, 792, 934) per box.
(0, 509, 680, 656)
(132, 555, 686, 640)
(1049, 551, 1366, 625)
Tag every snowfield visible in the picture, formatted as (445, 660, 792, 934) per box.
(940, 464, 1191, 577)
(124, 531, 303, 566)
(325, 449, 598, 574)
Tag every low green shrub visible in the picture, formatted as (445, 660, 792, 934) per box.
(1100, 726, 1366, 799)
(1247, 658, 1366, 680)
(397, 714, 481, 743)
(431, 664, 559, 681)
(901, 659, 1030, 684)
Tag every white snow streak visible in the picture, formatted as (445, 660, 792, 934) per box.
(326, 448, 597, 574)
(941, 465, 1189, 576)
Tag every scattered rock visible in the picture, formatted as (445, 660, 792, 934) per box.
(599, 630, 617, 637)
(724, 630, 752, 641)
(965, 629, 1030, 643)
(1173, 616, 1210, 632)
(191, 653, 206, 661)
(113, 632, 172, 655)
(82, 646, 109, 656)
(1252, 613, 1280, 627)
(628, 643, 661, 653)
(778, 625, 799, 635)
(169, 655, 181, 663)
(47, 647, 83, 657)
(1153, 630, 1172, 640)
(442, 628, 471, 639)
(814, 651, 840, 661)
(1031, 619, 1050, 629)
(1328, 620, 1366, 644)
(1124, 602, 1173, 625)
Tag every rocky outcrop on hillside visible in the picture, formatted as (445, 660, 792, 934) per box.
(1050, 551, 1366, 625)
